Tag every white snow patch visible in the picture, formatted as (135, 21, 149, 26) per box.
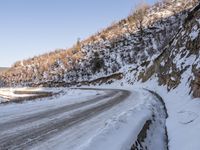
(189, 25, 199, 40)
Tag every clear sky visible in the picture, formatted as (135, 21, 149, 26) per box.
(0, 0, 157, 67)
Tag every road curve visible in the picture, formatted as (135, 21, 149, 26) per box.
(0, 88, 130, 150)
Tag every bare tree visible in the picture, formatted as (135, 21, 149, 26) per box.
(72, 38, 81, 54)
(130, 1, 149, 34)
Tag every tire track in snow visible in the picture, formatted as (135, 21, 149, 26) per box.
(0, 90, 114, 132)
(0, 89, 130, 150)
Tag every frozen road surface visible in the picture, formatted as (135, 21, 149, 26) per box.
(0, 88, 167, 150)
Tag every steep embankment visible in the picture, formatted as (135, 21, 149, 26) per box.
(124, 2, 200, 97)
(128, 3, 200, 150)
(0, 0, 197, 88)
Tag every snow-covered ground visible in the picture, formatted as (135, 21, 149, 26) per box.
(1, 76, 199, 150)
(80, 90, 167, 150)
(140, 78, 200, 150)
(0, 87, 60, 102)
(0, 87, 101, 103)
(0, 87, 167, 150)
(82, 65, 200, 150)
(112, 62, 200, 150)
(134, 76, 200, 150)
(0, 88, 103, 122)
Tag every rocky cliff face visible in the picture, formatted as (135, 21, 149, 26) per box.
(1, 0, 199, 98)
(128, 2, 200, 97)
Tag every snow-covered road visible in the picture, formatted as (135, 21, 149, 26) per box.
(0, 89, 131, 149)
(0, 88, 168, 150)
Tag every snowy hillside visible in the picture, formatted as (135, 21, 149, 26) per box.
(122, 2, 200, 97)
(0, 0, 198, 88)
(0, 0, 200, 150)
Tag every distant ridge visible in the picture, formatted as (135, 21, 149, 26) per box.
(0, 67, 9, 73)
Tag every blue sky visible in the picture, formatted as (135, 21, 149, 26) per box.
(0, 0, 157, 67)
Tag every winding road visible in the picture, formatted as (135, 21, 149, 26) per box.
(0, 89, 130, 150)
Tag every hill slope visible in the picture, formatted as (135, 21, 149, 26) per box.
(124, 2, 200, 97)
(0, 0, 199, 98)
(1, 0, 200, 150)
(0, 0, 198, 89)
